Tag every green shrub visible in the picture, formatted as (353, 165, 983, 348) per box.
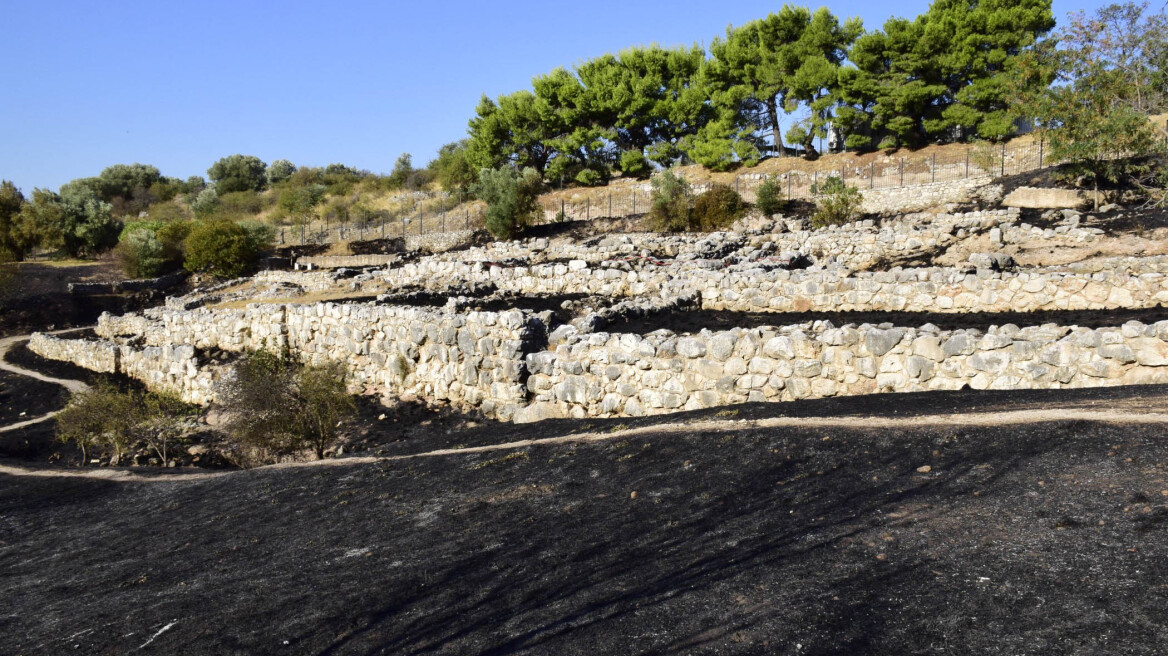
(691, 184, 746, 231)
(217, 349, 357, 463)
(156, 220, 192, 255)
(266, 159, 296, 185)
(183, 220, 261, 278)
(473, 167, 544, 239)
(754, 177, 785, 215)
(207, 154, 267, 193)
(114, 228, 173, 278)
(646, 169, 692, 232)
(56, 383, 193, 465)
(811, 176, 863, 228)
(118, 220, 165, 242)
(574, 168, 603, 186)
(190, 188, 219, 218)
(237, 219, 275, 251)
(619, 150, 651, 178)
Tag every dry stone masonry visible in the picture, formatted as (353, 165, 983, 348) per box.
(29, 193, 1168, 422)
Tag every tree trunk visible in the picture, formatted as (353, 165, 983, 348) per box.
(766, 96, 784, 157)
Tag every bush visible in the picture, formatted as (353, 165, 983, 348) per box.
(574, 168, 603, 186)
(691, 184, 746, 231)
(56, 383, 192, 465)
(266, 159, 296, 185)
(811, 176, 863, 228)
(214, 190, 267, 219)
(190, 188, 219, 218)
(646, 169, 692, 232)
(207, 154, 267, 194)
(183, 220, 262, 278)
(114, 228, 173, 278)
(754, 177, 785, 215)
(619, 150, 651, 178)
(473, 167, 544, 239)
(217, 349, 356, 464)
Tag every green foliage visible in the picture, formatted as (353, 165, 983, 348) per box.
(754, 177, 786, 215)
(691, 184, 746, 231)
(276, 184, 326, 224)
(574, 168, 603, 186)
(266, 159, 296, 185)
(0, 180, 27, 260)
(39, 181, 121, 257)
(237, 219, 276, 251)
(704, 6, 862, 156)
(618, 150, 651, 178)
(183, 220, 262, 278)
(811, 176, 864, 227)
(190, 188, 220, 218)
(430, 141, 478, 193)
(55, 383, 192, 465)
(1021, 2, 1168, 206)
(56, 381, 139, 464)
(646, 169, 693, 232)
(838, 0, 1054, 148)
(217, 349, 357, 463)
(387, 153, 415, 189)
(207, 154, 268, 194)
(472, 167, 544, 239)
(114, 228, 172, 278)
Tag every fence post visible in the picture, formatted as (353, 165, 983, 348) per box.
(813, 170, 817, 191)
(420, 210, 423, 235)
(869, 161, 875, 189)
(465, 208, 469, 230)
(587, 197, 590, 221)
(608, 192, 612, 218)
(401, 215, 405, 238)
(931, 154, 936, 183)
(787, 174, 792, 200)
(899, 158, 904, 186)
(1038, 138, 1044, 169)
(442, 211, 446, 233)
(735, 176, 740, 194)
(632, 191, 636, 215)
(965, 150, 970, 178)
(561, 198, 565, 221)
(1000, 143, 1006, 177)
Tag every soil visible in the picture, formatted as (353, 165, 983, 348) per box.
(611, 306, 1168, 335)
(0, 369, 66, 426)
(4, 383, 1168, 655)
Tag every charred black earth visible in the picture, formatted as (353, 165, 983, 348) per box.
(4, 386, 1168, 655)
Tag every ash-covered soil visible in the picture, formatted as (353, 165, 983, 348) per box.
(0, 370, 65, 425)
(4, 385, 1168, 655)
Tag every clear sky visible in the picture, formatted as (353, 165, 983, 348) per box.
(1, 0, 1115, 192)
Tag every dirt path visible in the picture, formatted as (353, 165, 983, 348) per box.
(4, 404, 1167, 482)
(0, 332, 90, 434)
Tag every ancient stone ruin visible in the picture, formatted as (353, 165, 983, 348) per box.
(30, 192, 1168, 423)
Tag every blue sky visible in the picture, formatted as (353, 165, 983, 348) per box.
(1, 0, 1115, 192)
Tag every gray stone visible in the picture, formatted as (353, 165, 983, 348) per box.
(864, 328, 906, 357)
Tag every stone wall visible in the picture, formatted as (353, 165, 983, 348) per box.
(295, 254, 399, 270)
(859, 178, 1000, 214)
(517, 319, 1168, 421)
(28, 333, 119, 374)
(91, 303, 543, 417)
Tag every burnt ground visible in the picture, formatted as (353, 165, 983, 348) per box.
(4, 385, 1168, 655)
(611, 306, 1168, 335)
(0, 370, 65, 425)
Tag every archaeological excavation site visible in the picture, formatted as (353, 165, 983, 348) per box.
(26, 182, 1168, 427)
